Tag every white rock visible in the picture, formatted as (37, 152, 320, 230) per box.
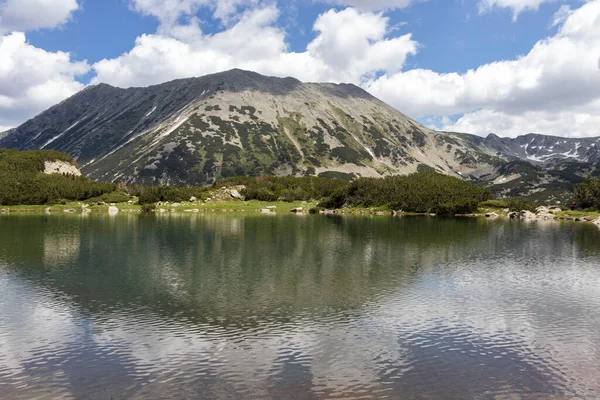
(108, 206, 119, 214)
(43, 160, 81, 176)
(485, 212, 499, 218)
(190, 196, 197, 202)
(520, 210, 536, 219)
(228, 190, 245, 201)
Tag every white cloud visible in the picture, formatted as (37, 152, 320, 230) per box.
(0, 32, 89, 130)
(92, 6, 417, 87)
(0, 0, 80, 33)
(319, 0, 426, 10)
(366, 0, 600, 137)
(478, 0, 557, 20)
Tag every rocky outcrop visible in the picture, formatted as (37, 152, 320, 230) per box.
(228, 189, 245, 201)
(44, 161, 81, 176)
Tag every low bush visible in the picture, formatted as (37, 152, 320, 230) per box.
(318, 171, 492, 215)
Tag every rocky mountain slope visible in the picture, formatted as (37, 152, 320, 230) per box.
(0, 69, 506, 185)
(1, 69, 599, 200)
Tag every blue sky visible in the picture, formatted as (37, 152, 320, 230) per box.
(1, 0, 600, 137)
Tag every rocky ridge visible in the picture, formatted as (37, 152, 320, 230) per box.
(1, 69, 599, 200)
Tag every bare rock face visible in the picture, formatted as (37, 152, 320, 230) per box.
(44, 161, 81, 176)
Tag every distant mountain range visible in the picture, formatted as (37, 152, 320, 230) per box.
(1, 69, 598, 201)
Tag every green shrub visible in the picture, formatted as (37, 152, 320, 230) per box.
(479, 199, 509, 209)
(317, 171, 491, 215)
(217, 176, 349, 203)
(0, 149, 117, 205)
(506, 198, 538, 212)
(132, 185, 208, 205)
(574, 176, 600, 209)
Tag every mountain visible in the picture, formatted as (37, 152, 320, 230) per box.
(1, 69, 599, 200)
(0, 69, 506, 184)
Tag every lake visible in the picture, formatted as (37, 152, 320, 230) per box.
(0, 214, 599, 399)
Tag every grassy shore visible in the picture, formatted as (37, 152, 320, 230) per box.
(2, 200, 599, 225)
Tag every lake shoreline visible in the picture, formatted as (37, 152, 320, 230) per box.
(2, 203, 600, 226)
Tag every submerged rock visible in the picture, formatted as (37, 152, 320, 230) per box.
(537, 213, 556, 220)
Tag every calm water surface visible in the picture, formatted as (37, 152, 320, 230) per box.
(0, 214, 599, 399)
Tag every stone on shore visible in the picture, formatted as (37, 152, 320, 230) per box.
(520, 211, 536, 219)
(108, 206, 119, 214)
(228, 189, 245, 201)
(290, 207, 304, 213)
(485, 212, 499, 219)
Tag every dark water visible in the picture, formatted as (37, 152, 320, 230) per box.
(1, 214, 600, 400)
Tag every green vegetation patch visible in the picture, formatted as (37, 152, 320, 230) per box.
(318, 171, 492, 215)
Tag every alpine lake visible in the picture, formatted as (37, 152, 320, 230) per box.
(1, 213, 599, 399)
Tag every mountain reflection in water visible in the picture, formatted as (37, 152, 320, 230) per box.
(0, 214, 599, 399)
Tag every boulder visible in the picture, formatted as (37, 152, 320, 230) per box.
(502, 208, 510, 213)
(290, 207, 304, 213)
(97, 201, 106, 206)
(183, 209, 200, 213)
(535, 206, 549, 214)
(485, 212, 499, 219)
(0, 209, 8, 214)
(260, 208, 275, 213)
(82, 208, 92, 213)
(171, 203, 181, 207)
(190, 196, 197, 202)
(108, 206, 119, 214)
(63, 209, 76, 213)
(520, 210, 536, 219)
(228, 190, 245, 201)
(593, 217, 600, 225)
(44, 207, 51, 213)
(508, 211, 519, 219)
(157, 208, 167, 213)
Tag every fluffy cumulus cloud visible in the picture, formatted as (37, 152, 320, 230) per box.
(0, 0, 80, 33)
(0, 32, 89, 130)
(0, 0, 85, 131)
(366, 0, 600, 137)
(478, 0, 558, 20)
(92, 5, 417, 87)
